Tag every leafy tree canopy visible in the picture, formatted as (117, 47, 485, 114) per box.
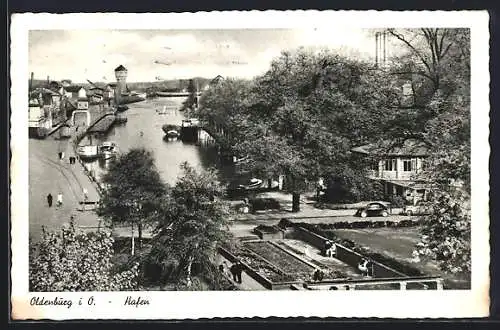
(98, 148, 168, 245)
(149, 162, 232, 287)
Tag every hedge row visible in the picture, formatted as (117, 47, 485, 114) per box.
(314, 219, 422, 230)
(254, 224, 281, 234)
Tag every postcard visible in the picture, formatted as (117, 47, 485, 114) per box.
(10, 10, 490, 319)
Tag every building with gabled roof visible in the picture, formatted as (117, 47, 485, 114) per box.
(351, 139, 431, 204)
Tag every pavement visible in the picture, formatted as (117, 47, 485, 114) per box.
(215, 254, 266, 290)
(29, 128, 102, 241)
(230, 191, 405, 221)
(227, 191, 413, 239)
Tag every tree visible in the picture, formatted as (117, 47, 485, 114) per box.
(387, 28, 471, 275)
(181, 79, 199, 113)
(29, 220, 139, 291)
(415, 188, 471, 277)
(149, 162, 232, 287)
(386, 28, 470, 102)
(98, 148, 167, 250)
(196, 78, 255, 153)
(230, 48, 398, 210)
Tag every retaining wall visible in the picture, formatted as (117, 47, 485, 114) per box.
(291, 226, 407, 279)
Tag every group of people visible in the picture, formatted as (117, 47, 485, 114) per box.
(46, 193, 63, 208)
(46, 187, 89, 210)
(219, 260, 244, 284)
(357, 258, 374, 277)
(58, 151, 77, 164)
(312, 268, 325, 282)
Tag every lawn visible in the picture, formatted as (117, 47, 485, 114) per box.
(332, 227, 470, 289)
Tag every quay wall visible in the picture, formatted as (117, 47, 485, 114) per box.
(71, 107, 119, 196)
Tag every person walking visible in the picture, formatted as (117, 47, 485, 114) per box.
(82, 188, 89, 211)
(230, 262, 238, 282)
(47, 193, 53, 207)
(230, 261, 243, 283)
(236, 262, 243, 284)
(56, 192, 63, 208)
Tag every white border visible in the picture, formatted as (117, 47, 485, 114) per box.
(10, 11, 490, 319)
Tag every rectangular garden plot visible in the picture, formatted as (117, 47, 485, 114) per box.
(243, 241, 314, 275)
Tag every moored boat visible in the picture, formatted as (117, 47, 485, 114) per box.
(98, 141, 119, 160)
(166, 130, 180, 138)
(77, 145, 99, 160)
(238, 178, 263, 190)
(162, 124, 180, 138)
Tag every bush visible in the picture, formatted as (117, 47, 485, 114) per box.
(387, 194, 407, 208)
(249, 197, 281, 212)
(30, 221, 139, 292)
(323, 170, 384, 203)
(254, 224, 281, 234)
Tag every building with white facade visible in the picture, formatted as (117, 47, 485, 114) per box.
(351, 139, 431, 205)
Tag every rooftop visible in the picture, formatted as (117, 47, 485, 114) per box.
(64, 85, 84, 93)
(115, 65, 127, 72)
(30, 87, 59, 96)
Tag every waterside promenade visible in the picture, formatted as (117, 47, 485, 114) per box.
(29, 105, 108, 241)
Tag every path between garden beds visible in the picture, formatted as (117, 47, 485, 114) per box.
(215, 254, 267, 290)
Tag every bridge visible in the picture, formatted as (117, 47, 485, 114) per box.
(86, 111, 116, 133)
(156, 91, 203, 97)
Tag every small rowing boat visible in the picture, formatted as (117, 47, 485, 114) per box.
(162, 124, 180, 138)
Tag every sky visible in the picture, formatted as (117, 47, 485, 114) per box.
(29, 29, 388, 83)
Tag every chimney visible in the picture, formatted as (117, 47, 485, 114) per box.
(29, 72, 34, 92)
(375, 32, 379, 67)
(383, 31, 387, 65)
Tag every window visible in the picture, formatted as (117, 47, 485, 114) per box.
(403, 159, 413, 172)
(384, 158, 397, 171)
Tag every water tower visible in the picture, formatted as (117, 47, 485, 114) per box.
(114, 64, 128, 104)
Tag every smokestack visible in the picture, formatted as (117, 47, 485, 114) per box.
(375, 32, 379, 67)
(29, 72, 34, 92)
(383, 31, 386, 65)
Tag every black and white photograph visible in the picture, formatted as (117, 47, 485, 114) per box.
(10, 11, 490, 319)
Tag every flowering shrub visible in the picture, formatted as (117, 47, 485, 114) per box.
(29, 220, 139, 291)
(414, 189, 471, 275)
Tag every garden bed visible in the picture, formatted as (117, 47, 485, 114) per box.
(244, 241, 314, 276)
(253, 225, 284, 240)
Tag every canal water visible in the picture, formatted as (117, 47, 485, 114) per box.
(81, 97, 238, 187)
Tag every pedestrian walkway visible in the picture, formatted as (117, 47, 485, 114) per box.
(215, 255, 266, 290)
(29, 138, 101, 241)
